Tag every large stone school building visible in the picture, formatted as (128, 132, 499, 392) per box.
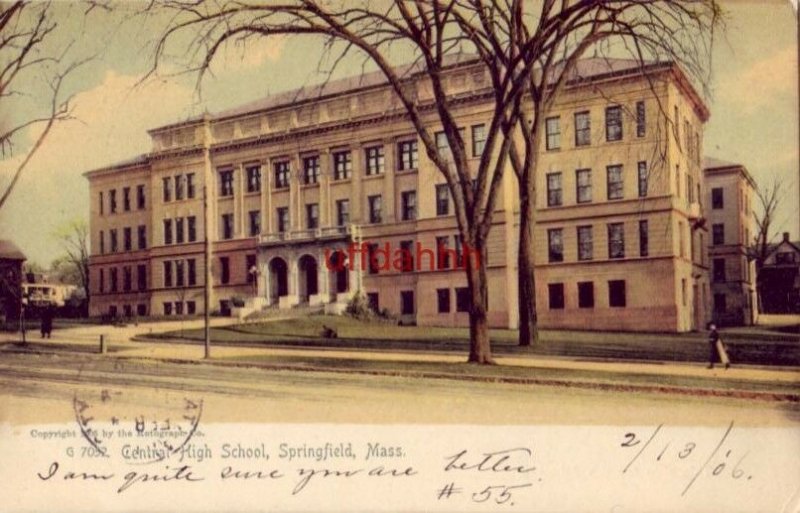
(85, 57, 711, 332)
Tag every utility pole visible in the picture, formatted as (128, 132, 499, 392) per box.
(202, 115, 213, 359)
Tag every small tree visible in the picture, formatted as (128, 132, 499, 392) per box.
(53, 219, 90, 316)
(750, 177, 784, 311)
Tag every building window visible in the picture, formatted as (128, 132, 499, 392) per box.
(548, 283, 565, 309)
(713, 258, 726, 282)
(137, 304, 147, 316)
(249, 210, 261, 236)
(368, 195, 382, 224)
(638, 161, 648, 198)
(435, 131, 450, 160)
(436, 184, 449, 216)
(636, 101, 646, 137)
(333, 150, 352, 180)
(187, 259, 196, 286)
(336, 199, 350, 226)
(639, 220, 649, 257)
(576, 169, 592, 203)
(163, 220, 172, 245)
(123, 227, 132, 251)
(606, 165, 623, 200)
(99, 230, 105, 254)
(401, 191, 417, 221)
(221, 213, 234, 240)
(399, 240, 414, 272)
(99, 268, 105, 293)
(175, 260, 185, 287)
(274, 161, 290, 189)
(574, 111, 591, 146)
(367, 292, 379, 312)
(365, 146, 384, 175)
(160, 177, 171, 203)
(137, 185, 146, 209)
(109, 268, 118, 292)
(605, 105, 622, 141)
(578, 281, 594, 308)
(220, 257, 230, 285)
(577, 225, 593, 261)
(712, 223, 725, 246)
(687, 174, 694, 203)
(545, 116, 560, 150)
(246, 165, 261, 192)
(123, 187, 131, 211)
(546, 172, 562, 207)
(175, 217, 184, 244)
(174, 175, 184, 201)
(245, 254, 257, 283)
(306, 203, 319, 229)
(187, 216, 196, 243)
(608, 223, 625, 259)
(277, 207, 289, 233)
(366, 244, 380, 274)
(714, 293, 727, 313)
(471, 124, 486, 157)
(711, 187, 724, 209)
(186, 173, 195, 199)
(163, 261, 172, 288)
(436, 236, 450, 270)
(681, 278, 687, 306)
(219, 170, 234, 197)
(303, 156, 320, 184)
(398, 140, 418, 171)
(437, 288, 451, 313)
(548, 228, 564, 263)
(123, 266, 132, 292)
(678, 221, 686, 257)
(99, 191, 104, 215)
(455, 287, 470, 312)
(137, 264, 146, 292)
(163, 302, 172, 316)
(608, 280, 626, 307)
(110, 229, 118, 252)
(109, 189, 117, 213)
(400, 290, 415, 315)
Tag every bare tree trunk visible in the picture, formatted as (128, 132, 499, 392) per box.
(467, 243, 493, 364)
(517, 190, 538, 346)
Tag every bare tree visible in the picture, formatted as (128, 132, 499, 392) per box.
(53, 219, 90, 316)
(750, 177, 783, 310)
(147, 0, 721, 362)
(0, 1, 92, 210)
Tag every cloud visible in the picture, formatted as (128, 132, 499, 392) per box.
(0, 71, 195, 265)
(717, 43, 798, 114)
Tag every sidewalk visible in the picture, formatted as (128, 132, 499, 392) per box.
(2, 319, 798, 401)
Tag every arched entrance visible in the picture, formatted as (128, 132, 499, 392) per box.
(327, 250, 349, 300)
(268, 257, 289, 304)
(298, 254, 318, 303)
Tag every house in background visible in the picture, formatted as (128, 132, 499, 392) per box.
(758, 232, 800, 314)
(0, 240, 26, 323)
(703, 157, 757, 326)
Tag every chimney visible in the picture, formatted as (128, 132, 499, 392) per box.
(783, 232, 790, 242)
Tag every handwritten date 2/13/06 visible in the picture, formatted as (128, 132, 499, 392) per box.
(620, 421, 753, 496)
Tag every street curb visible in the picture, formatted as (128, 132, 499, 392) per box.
(4, 344, 799, 403)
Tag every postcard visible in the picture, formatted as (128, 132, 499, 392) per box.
(0, 1, 798, 511)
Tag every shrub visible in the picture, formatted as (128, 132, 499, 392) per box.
(344, 293, 373, 321)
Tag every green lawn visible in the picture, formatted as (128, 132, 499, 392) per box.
(145, 314, 800, 367)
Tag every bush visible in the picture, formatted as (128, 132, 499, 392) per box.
(344, 293, 373, 321)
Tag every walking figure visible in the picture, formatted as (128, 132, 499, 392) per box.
(707, 322, 730, 370)
(40, 306, 54, 339)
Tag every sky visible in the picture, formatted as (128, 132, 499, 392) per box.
(0, 0, 798, 267)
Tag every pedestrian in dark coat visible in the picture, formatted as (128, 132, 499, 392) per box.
(707, 323, 730, 370)
(40, 307, 53, 339)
